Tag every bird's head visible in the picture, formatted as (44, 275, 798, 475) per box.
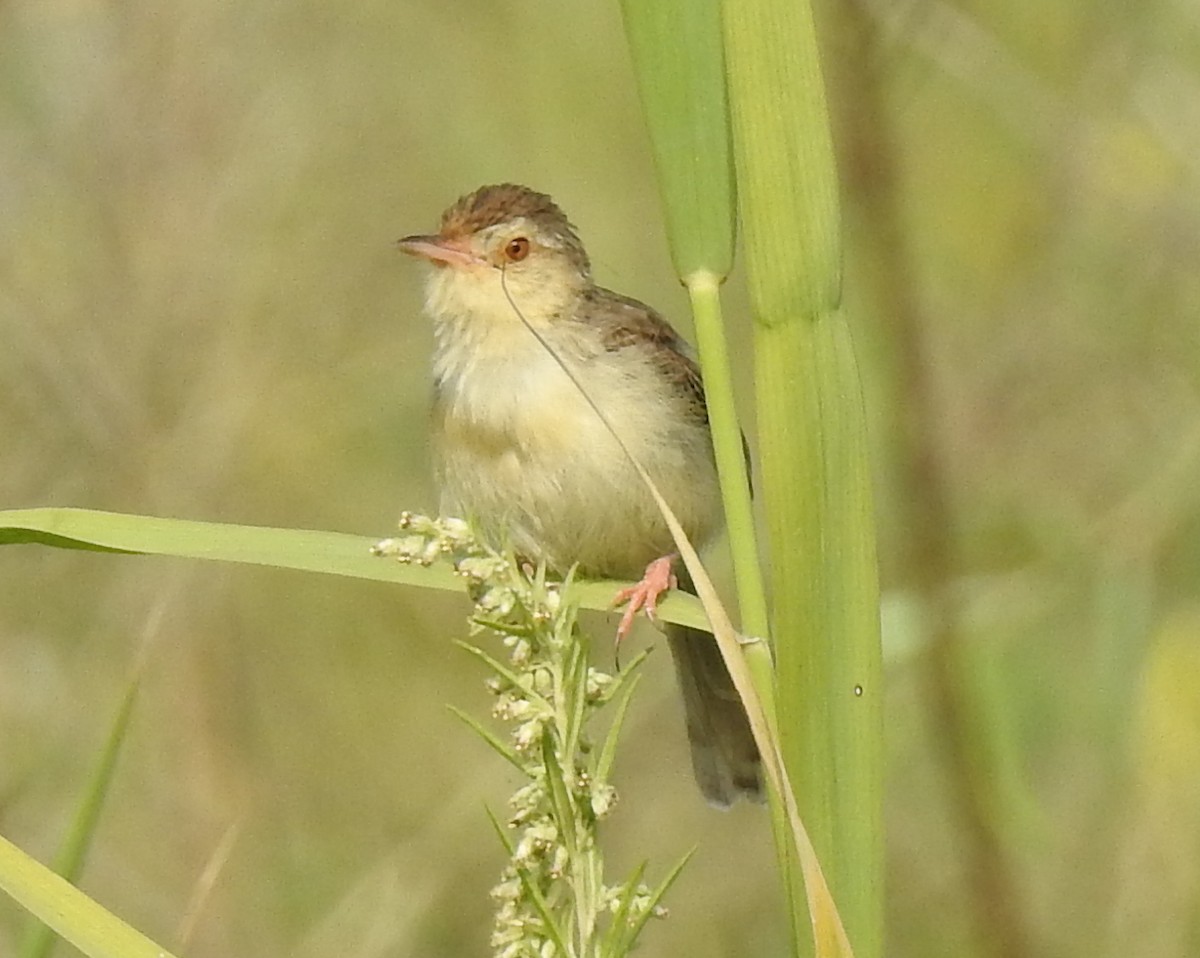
(398, 184, 592, 327)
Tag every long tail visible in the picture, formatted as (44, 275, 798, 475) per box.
(665, 575, 764, 806)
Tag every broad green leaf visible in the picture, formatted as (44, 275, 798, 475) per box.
(723, 0, 841, 323)
(723, 0, 883, 954)
(619, 0, 734, 278)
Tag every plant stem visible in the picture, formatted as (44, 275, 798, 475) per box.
(723, 0, 884, 954)
(685, 271, 770, 643)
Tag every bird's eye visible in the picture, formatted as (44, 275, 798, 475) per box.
(504, 237, 531, 262)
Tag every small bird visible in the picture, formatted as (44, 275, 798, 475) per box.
(398, 183, 762, 806)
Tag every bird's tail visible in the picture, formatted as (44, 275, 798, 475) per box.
(665, 574, 764, 807)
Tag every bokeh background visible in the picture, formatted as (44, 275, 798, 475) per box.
(2, 1, 1199, 956)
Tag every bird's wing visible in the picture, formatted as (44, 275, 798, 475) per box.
(581, 286, 709, 426)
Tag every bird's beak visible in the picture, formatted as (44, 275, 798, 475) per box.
(396, 233, 482, 268)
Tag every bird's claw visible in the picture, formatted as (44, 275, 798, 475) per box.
(612, 555, 678, 652)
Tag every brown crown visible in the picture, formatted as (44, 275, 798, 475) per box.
(439, 183, 562, 234)
(438, 184, 591, 274)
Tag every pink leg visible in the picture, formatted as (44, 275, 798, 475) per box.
(612, 554, 678, 643)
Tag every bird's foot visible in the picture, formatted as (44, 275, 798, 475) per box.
(613, 554, 678, 646)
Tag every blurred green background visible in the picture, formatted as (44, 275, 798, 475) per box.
(2, 1, 1199, 956)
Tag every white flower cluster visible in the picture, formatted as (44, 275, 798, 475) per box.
(374, 514, 681, 958)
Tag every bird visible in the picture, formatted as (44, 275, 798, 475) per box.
(397, 183, 762, 806)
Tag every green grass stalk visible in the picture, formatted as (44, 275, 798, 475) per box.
(685, 272, 770, 643)
(723, 1, 884, 956)
(20, 656, 145, 958)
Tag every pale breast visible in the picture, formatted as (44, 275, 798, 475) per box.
(432, 320, 720, 579)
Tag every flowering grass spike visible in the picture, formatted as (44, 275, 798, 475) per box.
(374, 514, 691, 958)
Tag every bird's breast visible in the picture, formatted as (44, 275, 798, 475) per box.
(430, 320, 720, 578)
(433, 322, 597, 457)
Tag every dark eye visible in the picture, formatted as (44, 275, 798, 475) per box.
(504, 237, 530, 262)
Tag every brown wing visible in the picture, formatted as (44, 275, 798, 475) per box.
(579, 286, 709, 426)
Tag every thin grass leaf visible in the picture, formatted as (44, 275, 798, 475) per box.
(21, 657, 145, 958)
(0, 508, 456, 588)
(452, 640, 550, 707)
(175, 820, 242, 951)
(0, 508, 712, 631)
(595, 672, 643, 784)
(471, 616, 534, 638)
(0, 833, 180, 958)
(593, 646, 650, 709)
(668, 498, 856, 957)
(538, 733, 579, 861)
(446, 705, 525, 772)
(511, 863, 570, 956)
(614, 847, 696, 954)
(598, 859, 647, 958)
(603, 645, 651, 686)
(560, 641, 591, 772)
(484, 806, 518, 856)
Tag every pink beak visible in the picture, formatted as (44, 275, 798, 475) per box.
(396, 233, 483, 268)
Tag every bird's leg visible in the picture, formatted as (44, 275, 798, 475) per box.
(613, 554, 679, 645)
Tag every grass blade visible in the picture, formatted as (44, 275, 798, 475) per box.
(595, 672, 642, 784)
(452, 640, 550, 707)
(599, 859, 647, 957)
(0, 507, 711, 631)
(618, 0, 734, 278)
(21, 656, 145, 958)
(614, 847, 695, 954)
(446, 705, 525, 772)
(0, 833, 180, 958)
